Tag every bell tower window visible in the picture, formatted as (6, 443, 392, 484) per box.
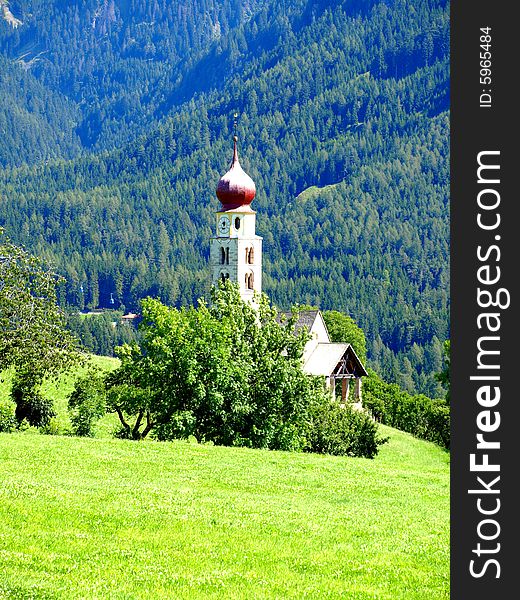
(245, 247, 254, 264)
(220, 246, 230, 265)
(235, 217, 241, 230)
(245, 272, 254, 290)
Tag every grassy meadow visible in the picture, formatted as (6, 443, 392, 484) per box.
(0, 426, 449, 599)
(0, 357, 449, 598)
(0, 355, 120, 437)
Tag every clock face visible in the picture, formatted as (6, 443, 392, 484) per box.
(218, 215, 230, 234)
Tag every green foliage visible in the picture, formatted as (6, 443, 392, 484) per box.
(105, 382, 155, 440)
(38, 417, 65, 436)
(0, 397, 16, 433)
(322, 310, 367, 362)
(306, 396, 388, 458)
(363, 369, 450, 448)
(67, 370, 107, 437)
(0, 230, 81, 377)
(66, 311, 140, 357)
(435, 339, 450, 403)
(108, 282, 317, 450)
(0, 55, 82, 167)
(10, 372, 56, 428)
(0, 232, 83, 430)
(0, 0, 450, 397)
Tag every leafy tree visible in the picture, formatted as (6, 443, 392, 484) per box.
(105, 282, 315, 449)
(68, 369, 107, 437)
(0, 230, 80, 375)
(0, 231, 82, 426)
(306, 397, 388, 458)
(66, 283, 387, 457)
(11, 370, 56, 428)
(322, 310, 367, 362)
(435, 339, 450, 404)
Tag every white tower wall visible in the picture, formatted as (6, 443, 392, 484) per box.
(210, 210, 262, 301)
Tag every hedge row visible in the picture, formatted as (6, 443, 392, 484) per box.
(362, 370, 450, 449)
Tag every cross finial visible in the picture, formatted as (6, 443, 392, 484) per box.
(233, 112, 238, 141)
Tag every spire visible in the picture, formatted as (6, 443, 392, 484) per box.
(216, 116, 256, 210)
(232, 112, 239, 165)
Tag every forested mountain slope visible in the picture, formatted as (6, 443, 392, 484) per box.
(0, 0, 268, 158)
(0, 55, 82, 165)
(0, 0, 450, 396)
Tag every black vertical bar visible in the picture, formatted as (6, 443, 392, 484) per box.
(451, 1, 517, 598)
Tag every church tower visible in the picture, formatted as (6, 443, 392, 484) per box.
(210, 133, 262, 301)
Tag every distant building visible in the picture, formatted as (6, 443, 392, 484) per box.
(212, 135, 367, 405)
(289, 309, 367, 406)
(120, 313, 140, 326)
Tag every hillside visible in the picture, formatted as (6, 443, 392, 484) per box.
(0, 55, 82, 165)
(0, 0, 269, 158)
(0, 0, 450, 396)
(0, 428, 449, 599)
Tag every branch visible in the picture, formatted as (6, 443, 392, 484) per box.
(141, 411, 154, 439)
(132, 409, 144, 439)
(114, 405, 131, 436)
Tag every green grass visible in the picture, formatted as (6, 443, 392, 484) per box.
(0, 425, 449, 599)
(1, 355, 120, 436)
(1, 359, 449, 598)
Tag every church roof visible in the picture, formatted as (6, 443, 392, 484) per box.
(303, 342, 368, 378)
(304, 343, 350, 376)
(293, 309, 320, 331)
(278, 309, 326, 335)
(216, 135, 256, 211)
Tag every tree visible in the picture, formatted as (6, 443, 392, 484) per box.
(68, 369, 107, 437)
(68, 283, 386, 456)
(0, 231, 81, 426)
(322, 310, 367, 363)
(435, 340, 450, 404)
(104, 282, 314, 448)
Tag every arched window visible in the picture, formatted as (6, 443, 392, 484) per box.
(220, 272, 230, 283)
(245, 272, 254, 290)
(220, 246, 230, 265)
(245, 247, 254, 264)
(235, 217, 241, 230)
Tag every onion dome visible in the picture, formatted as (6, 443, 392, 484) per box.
(216, 135, 256, 210)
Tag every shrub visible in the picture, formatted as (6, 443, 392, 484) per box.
(0, 398, 16, 433)
(154, 410, 197, 442)
(68, 370, 107, 437)
(39, 417, 66, 436)
(306, 396, 388, 458)
(11, 373, 56, 428)
(363, 370, 450, 448)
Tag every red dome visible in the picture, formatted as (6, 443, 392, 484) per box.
(216, 136, 256, 210)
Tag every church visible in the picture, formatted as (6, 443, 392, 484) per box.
(210, 133, 367, 406)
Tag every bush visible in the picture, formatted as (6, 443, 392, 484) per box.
(39, 417, 66, 436)
(0, 398, 16, 433)
(68, 370, 107, 437)
(154, 410, 197, 442)
(306, 396, 388, 458)
(11, 374, 56, 428)
(363, 370, 450, 448)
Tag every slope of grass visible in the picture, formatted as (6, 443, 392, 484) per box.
(0, 426, 449, 599)
(0, 355, 120, 437)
